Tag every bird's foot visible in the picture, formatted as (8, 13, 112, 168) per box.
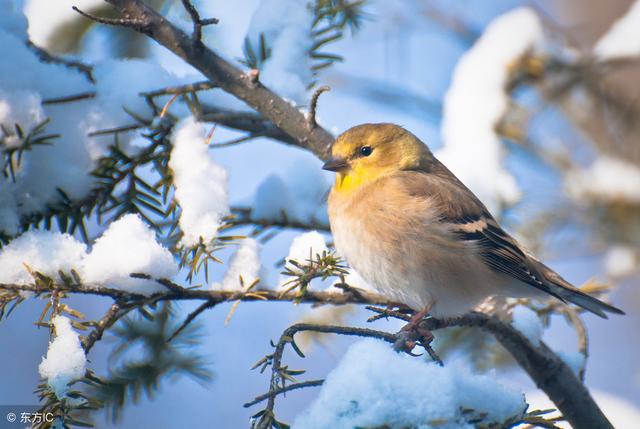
(393, 306, 442, 365)
(401, 306, 432, 333)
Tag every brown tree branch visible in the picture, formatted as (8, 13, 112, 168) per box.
(253, 313, 613, 429)
(0, 278, 613, 428)
(75, 0, 335, 159)
(42, 91, 96, 105)
(139, 80, 218, 98)
(179, 0, 219, 42)
(200, 104, 297, 145)
(167, 300, 216, 342)
(429, 313, 613, 429)
(243, 379, 324, 408)
(72, 5, 149, 30)
(82, 301, 124, 353)
(229, 207, 330, 233)
(307, 85, 330, 129)
(253, 323, 400, 429)
(29, 82, 305, 147)
(0, 281, 388, 306)
(26, 41, 95, 82)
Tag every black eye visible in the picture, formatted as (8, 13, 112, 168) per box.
(359, 146, 373, 157)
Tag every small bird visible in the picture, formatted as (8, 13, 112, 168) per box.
(324, 123, 624, 320)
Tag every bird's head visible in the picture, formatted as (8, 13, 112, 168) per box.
(323, 123, 434, 194)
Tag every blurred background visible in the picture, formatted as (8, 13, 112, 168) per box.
(1, 0, 639, 427)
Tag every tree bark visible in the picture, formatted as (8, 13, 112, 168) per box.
(105, 0, 335, 160)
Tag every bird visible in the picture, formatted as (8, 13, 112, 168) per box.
(324, 123, 624, 321)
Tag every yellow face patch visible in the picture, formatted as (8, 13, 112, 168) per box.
(329, 123, 431, 195)
(334, 164, 385, 194)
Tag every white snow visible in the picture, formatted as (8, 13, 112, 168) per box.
(169, 117, 230, 247)
(38, 316, 87, 399)
(212, 238, 261, 290)
(0, 8, 95, 216)
(284, 231, 329, 274)
(565, 156, 640, 204)
(438, 7, 544, 213)
(84, 59, 179, 159)
(292, 339, 526, 429)
(604, 245, 636, 278)
(0, 230, 87, 284)
(0, 88, 45, 139)
(0, 4, 183, 223)
(593, 0, 640, 60)
(278, 231, 330, 290)
(511, 305, 543, 347)
(24, 0, 103, 47)
(245, 0, 313, 103)
(0, 215, 178, 292)
(81, 214, 178, 294)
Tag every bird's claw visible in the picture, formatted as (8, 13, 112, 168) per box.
(394, 320, 435, 354)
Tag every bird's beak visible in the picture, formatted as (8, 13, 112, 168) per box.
(322, 156, 349, 172)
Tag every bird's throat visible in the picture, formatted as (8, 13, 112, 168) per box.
(334, 168, 378, 194)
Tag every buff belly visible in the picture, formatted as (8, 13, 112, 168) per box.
(329, 212, 505, 317)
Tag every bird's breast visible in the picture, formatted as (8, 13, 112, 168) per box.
(328, 186, 442, 310)
(327, 183, 499, 316)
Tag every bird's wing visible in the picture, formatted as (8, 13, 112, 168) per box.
(395, 167, 624, 317)
(396, 168, 563, 300)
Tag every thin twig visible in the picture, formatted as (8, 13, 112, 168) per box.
(180, 0, 219, 42)
(72, 6, 149, 30)
(256, 323, 397, 429)
(140, 80, 217, 98)
(168, 301, 216, 342)
(562, 306, 589, 381)
(200, 104, 297, 145)
(155, 277, 187, 293)
(210, 133, 262, 148)
(82, 301, 124, 353)
(365, 305, 412, 322)
(42, 92, 96, 105)
(0, 282, 389, 307)
(243, 379, 324, 408)
(27, 41, 94, 82)
(332, 281, 370, 302)
(88, 123, 142, 137)
(307, 85, 330, 129)
(228, 206, 330, 233)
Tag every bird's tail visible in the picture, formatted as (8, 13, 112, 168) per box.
(538, 263, 625, 318)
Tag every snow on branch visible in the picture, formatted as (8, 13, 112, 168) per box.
(168, 117, 230, 247)
(38, 315, 87, 399)
(565, 155, 640, 204)
(212, 238, 261, 291)
(0, 214, 178, 295)
(81, 214, 178, 294)
(293, 339, 526, 428)
(438, 7, 544, 213)
(593, 0, 640, 61)
(0, 272, 617, 429)
(74, 0, 335, 160)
